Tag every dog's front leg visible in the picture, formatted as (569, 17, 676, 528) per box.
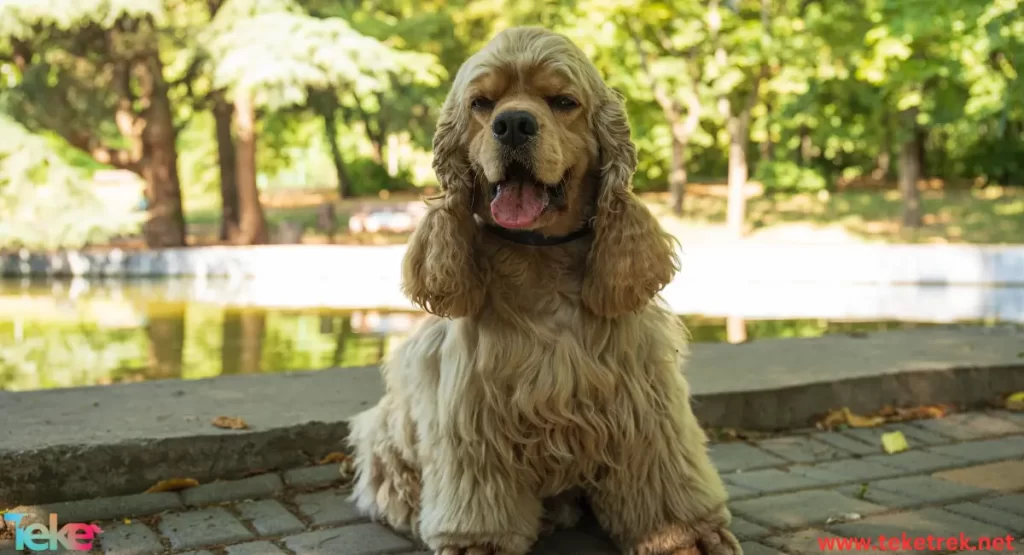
(419, 438, 543, 555)
(587, 393, 742, 555)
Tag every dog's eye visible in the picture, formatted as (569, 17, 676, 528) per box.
(548, 95, 579, 111)
(471, 97, 495, 111)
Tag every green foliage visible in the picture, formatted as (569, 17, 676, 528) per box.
(343, 158, 414, 196)
(0, 116, 143, 249)
(200, 0, 444, 108)
(755, 160, 827, 191)
(0, 0, 163, 38)
(1, 0, 1023, 244)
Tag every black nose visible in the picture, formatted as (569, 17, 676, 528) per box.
(492, 110, 538, 148)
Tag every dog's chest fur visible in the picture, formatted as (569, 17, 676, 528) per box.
(445, 239, 675, 495)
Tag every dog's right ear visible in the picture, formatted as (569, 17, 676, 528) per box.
(401, 86, 486, 318)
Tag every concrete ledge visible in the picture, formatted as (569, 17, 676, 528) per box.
(2, 327, 1022, 508)
(3, 243, 1024, 285)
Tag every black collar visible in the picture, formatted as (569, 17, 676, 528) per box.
(483, 223, 592, 246)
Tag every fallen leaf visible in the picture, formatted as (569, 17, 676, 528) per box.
(817, 407, 883, 429)
(878, 404, 950, 421)
(211, 416, 249, 430)
(845, 409, 887, 428)
(318, 452, 351, 465)
(817, 408, 851, 430)
(1006, 391, 1024, 412)
(123, 518, 132, 525)
(145, 478, 199, 493)
(880, 431, 909, 454)
(818, 404, 952, 430)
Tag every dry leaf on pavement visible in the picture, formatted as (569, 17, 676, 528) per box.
(318, 452, 351, 465)
(818, 404, 953, 430)
(211, 416, 249, 430)
(145, 478, 199, 493)
(878, 404, 950, 421)
(818, 407, 886, 430)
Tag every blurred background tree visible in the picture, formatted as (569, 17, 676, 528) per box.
(1, 0, 1021, 249)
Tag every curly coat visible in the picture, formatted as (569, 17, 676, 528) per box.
(348, 27, 740, 555)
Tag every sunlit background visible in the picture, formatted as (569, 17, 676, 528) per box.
(1, 0, 1022, 391)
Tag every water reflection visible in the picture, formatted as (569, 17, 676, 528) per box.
(0, 298, 423, 391)
(0, 280, 1020, 392)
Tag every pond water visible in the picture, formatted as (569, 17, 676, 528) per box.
(1, 279, 1021, 391)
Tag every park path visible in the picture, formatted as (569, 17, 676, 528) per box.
(2, 410, 1022, 555)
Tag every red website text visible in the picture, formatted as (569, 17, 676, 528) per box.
(818, 533, 1017, 552)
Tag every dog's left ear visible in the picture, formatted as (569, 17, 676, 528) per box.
(582, 88, 680, 318)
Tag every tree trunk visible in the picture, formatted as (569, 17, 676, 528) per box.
(874, 108, 892, 181)
(712, 0, 766, 239)
(221, 310, 266, 374)
(233, 87, 269, 245)
(726, 113, 750, 237)
(759, 100, 774, 165)
(669, 135, 687, 215)
(726, 316, 748, 344)
(915, 126, 928, 179)
(899, 108, 923, 228)
(213, 93, 240, 242)
(137, 55, 187, 248)
(145, 303, 186, 380)
(316, 94, 352, 200)
(799, 126, 812, 166)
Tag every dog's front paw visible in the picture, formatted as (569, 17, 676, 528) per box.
(434, 543, 523, 555)
(674, 525, 741, 555)
(630, 509, 743, 555)
(436, 546, 508, 555)
(429, 532, 530, 555)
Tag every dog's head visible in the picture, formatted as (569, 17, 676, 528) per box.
(403, 27, 678, 318)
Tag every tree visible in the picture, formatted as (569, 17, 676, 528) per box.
(211, 91, 241, 240)
(0, 115, 144, 249)
(623, 3, 712, 215)
(0, 0, 188, 247)
(307, 0, 456, 194)
(197, 0, 443, 237)
(707, 0, 771, 237)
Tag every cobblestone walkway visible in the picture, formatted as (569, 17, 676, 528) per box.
(2, 411, 1022, 555)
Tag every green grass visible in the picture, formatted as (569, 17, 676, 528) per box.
(653, 186, 1024, 244)
(179, 186, 1024, 245)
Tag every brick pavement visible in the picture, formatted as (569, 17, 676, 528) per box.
(1, 410, 1022, 555)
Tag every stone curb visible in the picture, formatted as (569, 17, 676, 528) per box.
(4, 243, 1024, 285)
(2, 328, 1023, 508)
(3, 416, 1022, 555)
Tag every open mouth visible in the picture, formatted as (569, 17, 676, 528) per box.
(489, 161, 566, 229)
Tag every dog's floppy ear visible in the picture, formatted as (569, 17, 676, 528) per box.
(402, 86, 486, 318)
(582, 88, 679, 318)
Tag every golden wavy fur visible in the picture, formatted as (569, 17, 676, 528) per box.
(348, 27, 741, 555)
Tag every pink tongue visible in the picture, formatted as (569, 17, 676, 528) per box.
(490, 182, 547, 228)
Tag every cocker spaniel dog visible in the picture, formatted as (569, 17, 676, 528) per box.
(348, 27, 740, 555)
